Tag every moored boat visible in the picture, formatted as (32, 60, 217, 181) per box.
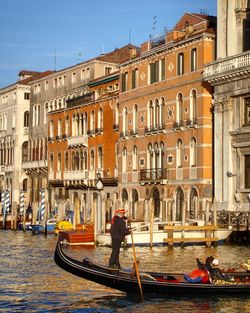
(97, 221, 232, 247)
(54, 239, 250, 296)
(31, 218, 58, 234)
(54, 219, 74, 235)
(59, 224, 94, 246)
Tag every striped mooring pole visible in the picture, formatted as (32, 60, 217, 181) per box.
(5, 190, 10, 213)
(20, 191, 24, 216)
(1, 191, 6, 228)
(40, 189, 45, 221)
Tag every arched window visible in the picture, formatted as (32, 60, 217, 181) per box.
(132, 189, 139, 219)
(122, 147, 127, 173)
(79, 113, 83, 135)
(147, 100, 153, 129)
(154, 142, 159, 169)
(191, 48, 197, 72)
(132, 145, 138, 170)
(90, 110, 95, 131)
(71, 151, 75, 170)
(147, 144, 153, 169)
(159, 141, 165, 170)
(65, 116, 69, 136)
(160, 97, 165, 127)
(65, 152, 69, 170)
(75, 114, 79, 135)
(90, 149, 95, 170)
(176, 187, 184, 221)
(176, 93, 183, 124)
(84, 151, 87, 170)
(176, 139, 183, 167)
(80, 150, 84, 170)
(97, 146, 103, 169)
(75, 152, 80, 170)
(22, 178, 28, 192)
(154, 99, 159, 127)
(57, 153, 61, 171)
(24, 111, 29, 127)
(58, 119, 62, 137)
(98, 108, 103, 130)
(49, 120, 54, 138)
(72, 115, 76, 136)
(190, 137, 197, 167)
(190, 89, 197, 121)
(22, 141, 28, 163)
(123, 107, 128, 134)
(83, 112, 88, 135)
(49, 153, 54, 172)
(132, 104, 138, 132)
(114, 102, 119, 127)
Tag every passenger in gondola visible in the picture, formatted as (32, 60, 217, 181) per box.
(108, 208, 131, 269)
(197, 256, 232, 283)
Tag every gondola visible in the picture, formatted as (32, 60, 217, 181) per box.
(54, 239, 250, 296)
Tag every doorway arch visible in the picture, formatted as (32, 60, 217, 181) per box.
(176, 187, 184, 221)
(189, 188, 198, 219)
(131, 189, 139, 219)
(152, 188, 160, 218)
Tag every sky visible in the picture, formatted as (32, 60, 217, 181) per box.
(0, 0, 217, 88)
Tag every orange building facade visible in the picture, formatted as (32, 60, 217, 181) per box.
(47, 72, 121, 229)
(118, 13, 216, 224)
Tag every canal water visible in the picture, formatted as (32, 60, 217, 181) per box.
(0, 230, 250, 313)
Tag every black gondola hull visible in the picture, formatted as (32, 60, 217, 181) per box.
(54, 240, 250, 296)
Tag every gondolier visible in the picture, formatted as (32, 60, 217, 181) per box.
(108, 208, 130, 269)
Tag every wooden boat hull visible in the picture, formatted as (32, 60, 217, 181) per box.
(59, 230, 94, 246)
(54, 240, 250, 296)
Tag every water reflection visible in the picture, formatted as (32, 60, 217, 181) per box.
(0, 230, 250, 313)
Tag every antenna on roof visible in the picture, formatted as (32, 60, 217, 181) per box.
(200, 8, 208, 15)
(129, 29, 131, 44)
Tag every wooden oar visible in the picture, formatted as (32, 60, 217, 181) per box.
(130, 229, 144, 301)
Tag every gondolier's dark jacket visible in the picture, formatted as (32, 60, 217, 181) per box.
(110, 215, 130, 242)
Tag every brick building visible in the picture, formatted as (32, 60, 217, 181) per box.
(118, 13, 216, 225)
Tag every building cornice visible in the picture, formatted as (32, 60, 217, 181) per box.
(203, 51, 250, 85)
(120, 32, 215, 68)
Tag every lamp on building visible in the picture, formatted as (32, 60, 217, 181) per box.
(95, 173, 103, 244)
(226, 171, 236, 177)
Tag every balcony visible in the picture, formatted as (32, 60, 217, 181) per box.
(120, 131, 129, 139)
(145, 124, 165, 135)
(186, 118, 197, 128)
(113, 124, 119, 131)
(173, 120, 184, 130)
(203, 51, 250, 83)
(64, 169, 89, 180)
(22, 160, 48, 173)
(66, 92, 95, 108)
(68, 135, 88, 148)
(130, 129, 138, 137)
(139, 168, 168, 183)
